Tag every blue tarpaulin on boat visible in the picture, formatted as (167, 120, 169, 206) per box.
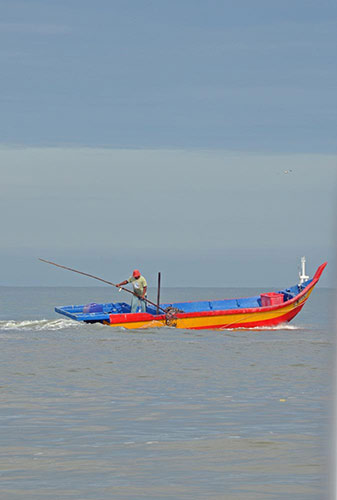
(236, 297, 261, 308)
(210, 299, 238, 311)
(159, 297, 262, 313)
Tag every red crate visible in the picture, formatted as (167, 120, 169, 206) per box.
(260, 292, 284, 307)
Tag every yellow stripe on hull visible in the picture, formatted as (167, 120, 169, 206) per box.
(175, 303, 298, 330)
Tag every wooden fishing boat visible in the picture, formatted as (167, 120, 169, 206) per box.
(55, 261, 327, 330)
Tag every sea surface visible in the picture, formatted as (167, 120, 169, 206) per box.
(0, 286, 336, 500)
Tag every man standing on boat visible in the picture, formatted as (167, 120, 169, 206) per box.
(117, 270, 148, 313)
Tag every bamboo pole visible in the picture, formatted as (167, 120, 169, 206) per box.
(39, 258, 166, 313)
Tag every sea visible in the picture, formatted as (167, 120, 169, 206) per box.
(0, 286, 336, 500)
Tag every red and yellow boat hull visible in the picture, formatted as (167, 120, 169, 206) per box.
(105, 263, 326, 331)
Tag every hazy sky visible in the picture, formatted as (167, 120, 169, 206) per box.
(1, 0, 336, 152)
(0, 1, 336, 287)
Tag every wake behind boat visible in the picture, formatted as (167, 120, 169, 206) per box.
(54, 260, 327, 330)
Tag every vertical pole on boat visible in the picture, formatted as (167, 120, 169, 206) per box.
(156, 272, 161, 315)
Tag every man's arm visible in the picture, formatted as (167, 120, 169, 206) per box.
(116, 280, 128, 287)
(141, 286, 147, 299)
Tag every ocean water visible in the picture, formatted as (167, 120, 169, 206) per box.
(0, 286, 336, 500)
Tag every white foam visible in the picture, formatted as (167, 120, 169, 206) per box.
(0, 318, 84, 331)
(250, 324, 302, 331)
(223, 323, 303, 331)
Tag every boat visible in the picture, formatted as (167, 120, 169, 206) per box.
(54, 260, 327, 330)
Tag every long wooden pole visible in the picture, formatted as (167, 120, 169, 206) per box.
(39, 258, 166, 313)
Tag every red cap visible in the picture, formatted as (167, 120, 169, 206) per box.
(133, 269, 141, 278)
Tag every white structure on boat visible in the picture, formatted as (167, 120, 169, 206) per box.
(299, 256, 309, 285)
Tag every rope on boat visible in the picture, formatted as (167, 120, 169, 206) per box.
(164, 307, 184, 327)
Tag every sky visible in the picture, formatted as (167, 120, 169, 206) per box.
(0, 0, 336, 287)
